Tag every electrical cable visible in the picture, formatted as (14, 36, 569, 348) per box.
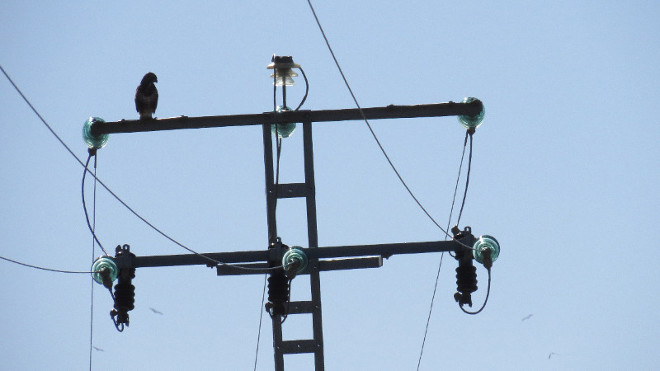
(0, 254, 100, 274)
(416, 130, 470, 370)
(456, 131, 473, 227)
(1, 64, 281, 273)
(416, 251, 446, 371)
(89, 276, 94, 371)
(450, 131, 470, 235)
(459, 268, 491, 315)
(0, 64, 84, 176)
(81, 151, 274, 271)
(272, 67, 282, 214)
(82, 151, 109, 255)
(274, 137, 283, 211)
(294, 67, 309, 111)
(88, 150, 99, 371)
(303, 1, 474, 251)
(273, 69, 278, 111)
(253, 274, 268, 371)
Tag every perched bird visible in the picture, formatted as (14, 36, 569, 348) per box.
(135, 72, 158, 119)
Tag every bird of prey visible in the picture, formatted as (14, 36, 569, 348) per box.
(135, 72, 158, 120)
(521, 313, 534, 321)
(92, 346, 104, 352)
(149, 307, 164, 315)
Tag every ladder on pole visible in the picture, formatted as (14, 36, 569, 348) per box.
(263, 118, 325, 370)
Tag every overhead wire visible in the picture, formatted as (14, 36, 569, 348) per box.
(303, 1, 487, 364)
(294, 67, 309, 111)
(88, 150, 99, 371)
(82, 151, 109, 256)
(456, 131, 474, 227)
(1, 63, 280, 274)
(303, 1, 474, 252)
(450, 131, 471, 237)
(459, 269, 491, 315)
(89, 278, 94, 371)
(416, 251, 446, 371)
(253, 274, 268, 371)
(0, 254, 99, 274)
(416, 129, 471, 370)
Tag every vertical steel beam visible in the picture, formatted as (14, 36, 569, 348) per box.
(263, 123, 278, 243)
(263, 123, 285, 370)
(272, 312, 285, 371)
(303, 120, 325, 370)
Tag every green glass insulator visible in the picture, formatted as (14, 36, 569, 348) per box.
(91, 256, 118, 285)
(458, 97, 485, 129)
(282, 247, 308, 275)
(271, 106, 296, 138)
(83, 117, 109, 149)
(473, 235, 500, 264)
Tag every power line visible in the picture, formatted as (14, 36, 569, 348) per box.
(0, 254, 98, 274)
(254, 274, 268, 371)
(416, 251, 446, 370)
(0, 63, 281, 273)
(417, 130, 471, 370)
(89, 276, 95, 371)
(456, 132, 474, 227)
(459, 269, 491, 315)
(89, 149, 101, 371)
(82, 151, 109, 256)
(0, 64, 83, 172)
(304, 0, 464, 243)
(0, 63, 216, 263)
(449, 131, 471, 236)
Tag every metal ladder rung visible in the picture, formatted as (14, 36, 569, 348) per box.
(275, 183, 311, 199)
(287, 301, 316, 314)
(279, 339, 320, 354)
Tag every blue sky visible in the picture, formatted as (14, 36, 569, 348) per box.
(1, 1, 658, 370)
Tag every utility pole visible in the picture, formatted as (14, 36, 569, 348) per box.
(87, 56, 500, 371)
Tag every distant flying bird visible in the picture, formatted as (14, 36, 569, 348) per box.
(548, 352, 558, 360)
(149, 307, 164, 315)
(92, 346, 104, 352)
(521, 314, 534, 321)
(135, 72, 158, 119)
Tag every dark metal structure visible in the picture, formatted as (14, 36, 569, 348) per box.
(92, 99, 486, 371)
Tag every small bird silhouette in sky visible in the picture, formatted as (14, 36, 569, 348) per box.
(548, 352, 558, 360)
(521, 313, 534, 321)
(92, 346, 104, 352)
(135, 72, 158, 120)
(149, 307, 164, 315)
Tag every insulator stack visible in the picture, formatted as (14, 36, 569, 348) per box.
(454, 253, 478, 307)
(266, 270, 290, 317)
(265, 238, 292, 317)
(452, 226, 478, 307)
(111, 244, 136, 331)
(112, 281, 135, 324)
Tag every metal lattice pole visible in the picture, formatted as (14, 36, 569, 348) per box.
(263, 119, 325, 370)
